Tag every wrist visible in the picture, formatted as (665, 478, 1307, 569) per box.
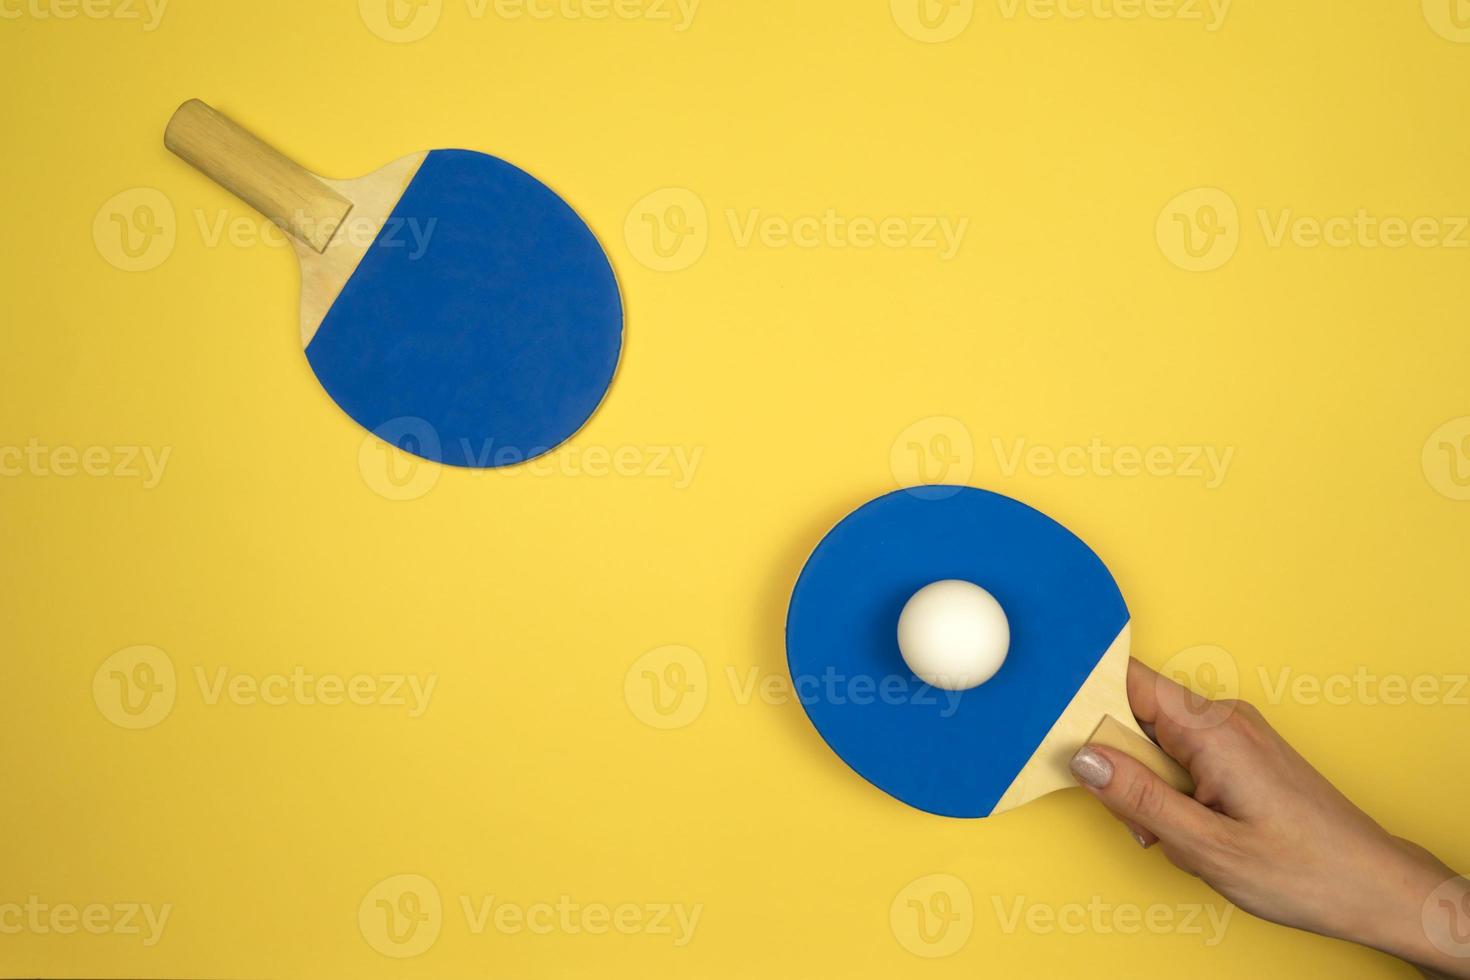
(1351, 845, 1469, 977)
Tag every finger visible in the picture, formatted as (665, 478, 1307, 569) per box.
(1125, 822, 1158, 849)
(1070, 743, 1228, 853)
(1125, 656, 1163, 725)
(1128, 656, 1211, 727)
(1126, 657, 1223, 766)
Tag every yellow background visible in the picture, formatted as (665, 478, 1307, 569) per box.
(2, 0, 1469, 976)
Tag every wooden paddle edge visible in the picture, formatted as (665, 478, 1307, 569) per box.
(991, 623, 1146, 815)
(293, 153, 428, 348)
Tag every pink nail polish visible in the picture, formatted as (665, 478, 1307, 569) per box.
(1069, 747, 1113, 788)
(1131, 830, 1149, 848)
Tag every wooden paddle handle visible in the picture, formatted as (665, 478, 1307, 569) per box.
(1089, 715, 1195, 795)
(164, 99, 353, 253)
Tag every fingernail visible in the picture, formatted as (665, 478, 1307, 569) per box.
(1130, 830, 1149, 849)
(1069, 747, 1113, 788)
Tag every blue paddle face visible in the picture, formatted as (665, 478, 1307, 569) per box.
(785, 487, 1128, 818)
(305, 149, 623, 469)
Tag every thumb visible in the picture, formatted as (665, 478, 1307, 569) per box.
(1070, 744, 1226, 861)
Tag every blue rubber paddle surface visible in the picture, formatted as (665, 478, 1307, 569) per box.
(785, 487, 1129, 818)
(306, 149, 623, 468)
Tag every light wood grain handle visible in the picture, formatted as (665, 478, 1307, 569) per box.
(164, 99, 352, 253)
(1089, 715, 1196, 795)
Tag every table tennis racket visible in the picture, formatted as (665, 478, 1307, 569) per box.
(164, 99, 623, 468)
(785, 486, 1192, 819)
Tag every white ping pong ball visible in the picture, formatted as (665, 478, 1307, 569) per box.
(897, 580, 1010, 691)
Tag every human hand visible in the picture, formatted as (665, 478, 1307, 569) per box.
(1068, 658, 1469, 977)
